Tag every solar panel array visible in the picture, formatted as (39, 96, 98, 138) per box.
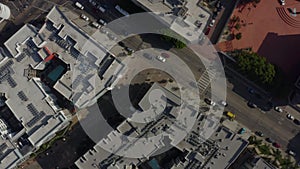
(26, 39, 37, 50)
(16, 53, 26, 62)
(26, 111, 46, 128)
(27, 103, 39, 116)
(17, 91, 28, 101)
(0, 60, 14, 84)
(7, 76, 17, 88)
(72, 75, 83, 89)
(0, 70, 10, 83)
(0, 143, 7, 153)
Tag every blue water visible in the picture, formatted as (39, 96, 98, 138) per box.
(148, 159, 160, 169)
(48, 65, 65, 81)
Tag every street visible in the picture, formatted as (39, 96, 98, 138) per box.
(1, 0, 299, 165)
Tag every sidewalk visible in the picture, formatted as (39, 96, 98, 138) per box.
(222, 119, 251, 140)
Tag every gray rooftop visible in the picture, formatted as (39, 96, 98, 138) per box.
(132, 0, 210, 43)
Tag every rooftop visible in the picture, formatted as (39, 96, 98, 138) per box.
(75, 82, 200, 168)
(132, 0, 210, 43)
(44, 6, 125, 108)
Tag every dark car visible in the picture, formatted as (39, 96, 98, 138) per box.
(255, 131, 264, 137)
(294, 119, 300, 125)
(248, 88, 255, 94)
(118, 41, 126, 47)
(247, 101, 257, 108)
(273, 142, 281, 148)
(205, 27, 211, 35)
(266, 137, 275, 143)
(125, 47, 134, 53)
(161, 53, 170, 58)
(238, 128, 246, 134)
(143, 53, 152, 60)
(204, 98, 216, 106)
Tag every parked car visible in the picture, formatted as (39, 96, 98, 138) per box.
(220, 100, 228, 107)
(274, 106, 283, 113)
(89, 0, 97, 6)
(118, 41, 125, 47)
(294, 119, 300, 125)
(97, 5, 106, 13)
(266, 137, 275, 143)
(204, 98, 216, 106)
(161, 53, 170, 58)
(80, 14, 89, 21)
(287, 114, 295, 120)
(156, 55, 166, 63)
(273, 142, 281, 148)
(125, 47, 134, 53)
(143, 53, 152, 60)
(255, 131, 264, 137)
(280, 0, 285, 5)
(247, 101, 257, 108)
(248, 88, 255, 94)
(98, 19, 107, 26)
(204, 27, 211, 35)
(288, 150, 296, 157)
(209, 19, 216, 27)
(225, 111, 236, 120)
(75, 2, 84, 10)
(91, 22, 101, 28)
(194, 20, 202, 28)
(238, 128, 246, 134)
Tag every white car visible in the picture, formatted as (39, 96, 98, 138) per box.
(75, 2, 84, 10)
(287, 114, 295, 120)
(209, 19, 215, 27)
(274, 106, 283, 113)
(98, 19, 107, 26)
(220, 100, 228, 107)
(91, 22, 101, 28)
(80, 14, 89, 21)
(280, 0, 285, 5)
(205, 98, 216, 106)
(288, 150, 296, 156)
(156, 55, 166, 63)
(98, 5, 106, 13)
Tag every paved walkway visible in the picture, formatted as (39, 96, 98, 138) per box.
(217, 0, 300, 81)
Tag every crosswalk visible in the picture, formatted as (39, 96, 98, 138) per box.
(197, 67, 216, 94)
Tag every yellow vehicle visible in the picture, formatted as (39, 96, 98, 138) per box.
(226, 111, 236, 120)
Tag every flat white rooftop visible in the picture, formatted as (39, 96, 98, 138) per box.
(132, 0, 210, 43)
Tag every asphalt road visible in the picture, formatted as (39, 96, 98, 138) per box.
(2, 0, 299, 163)
(83, 0, 300, 156)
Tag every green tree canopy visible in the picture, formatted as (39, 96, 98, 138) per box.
(233, 50, 276, 84)
(159, 29, 187, 49)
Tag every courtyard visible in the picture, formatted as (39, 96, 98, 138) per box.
(217, 0, 300, 81)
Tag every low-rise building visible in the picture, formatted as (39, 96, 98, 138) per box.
(131, 0, 211, 43)
(0, 5, 125, 168)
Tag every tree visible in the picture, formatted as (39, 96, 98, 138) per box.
(235, 23, 241, 30)
(235, 33, 242, 40)
(160, 29, 187, 49)
(233, 50, 276, 84)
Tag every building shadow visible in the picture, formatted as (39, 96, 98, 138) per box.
(257, 32, 300, 83)
(287, 132, 300, 162)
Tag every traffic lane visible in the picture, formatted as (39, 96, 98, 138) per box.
(225, 87, 300, 150)
(77, 0, 122, 23)
(121, 35, 205, 80)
